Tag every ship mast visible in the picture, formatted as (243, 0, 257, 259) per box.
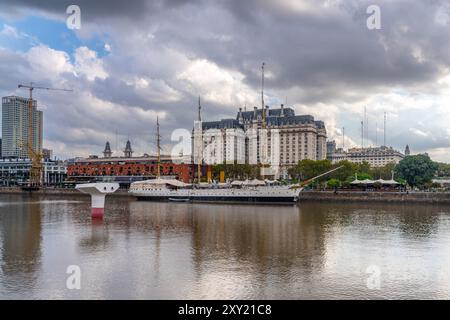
(197, 96, 202, 183)
(261, 62, 266, 129)
(156, 116, 161, 178)
(260, 62, 268, 174)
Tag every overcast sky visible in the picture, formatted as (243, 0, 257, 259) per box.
(0, 0, 449, 162)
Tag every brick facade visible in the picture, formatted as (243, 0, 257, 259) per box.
(67, 157, 209, 183)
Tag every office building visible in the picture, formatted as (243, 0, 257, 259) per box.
(328, 145, 405, 167)
(0, 158, 66, 186)
(42, 148, 53, 160)
(193, 104, 327, 176)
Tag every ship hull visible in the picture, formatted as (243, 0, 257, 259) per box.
(136, 195, 297, 204)
(130, 186, 301, 204)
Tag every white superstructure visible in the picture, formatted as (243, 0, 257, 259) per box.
(129, 178, 302, 204)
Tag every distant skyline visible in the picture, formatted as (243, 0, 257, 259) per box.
(0, 0, 450, 162)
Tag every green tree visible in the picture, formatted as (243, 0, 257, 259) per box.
(358, 161, 371, 175)
(356, 172, 373, 180)
(436, 162, 450, 177)
(298, 159, 332, 181)
(370, 162, 396, 180)
(329, 160, 358, 182)
(327, 178, 341, 189)
(394, 154, 438, 187)
(287, 166, 301, 180)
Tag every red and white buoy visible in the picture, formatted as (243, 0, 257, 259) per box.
(75, 183, 120, 218)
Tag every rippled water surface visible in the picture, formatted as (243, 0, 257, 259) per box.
(1, 193, 450, 299)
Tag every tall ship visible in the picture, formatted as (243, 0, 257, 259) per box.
(129, 102, 342, 204)
(130, 179, 303, 204)
(129, 168, 341, 204)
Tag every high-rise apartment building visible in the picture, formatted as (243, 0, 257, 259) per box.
(1, 96, 43, 158)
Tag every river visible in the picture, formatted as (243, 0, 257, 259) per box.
(0, 194, 450, 299)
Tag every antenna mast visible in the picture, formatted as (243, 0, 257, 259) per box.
(383, 112, 387, 147)
(375, 122, 378, 146)
(342, 127, 345, 150)
(156, 116, 161, 178)
(197, 97, 202, 183)
(361, 121, 364, 148)
(364, 106, 367, 147)
(198, 96, 201, 121)
(261, 62, 266, 129)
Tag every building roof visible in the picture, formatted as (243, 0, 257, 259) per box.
(239, 107, 295, 122)
(104, 141, 111, 151)
(266, 115, 316, 126)
(346, 146, 404, 156)
(202, 118, 244, 130)
(201, 107, 324, 130)
(72, 154, 188, 164)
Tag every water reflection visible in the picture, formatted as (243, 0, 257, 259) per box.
(0, 195, 42, 293)
(78, 219, 110, 252)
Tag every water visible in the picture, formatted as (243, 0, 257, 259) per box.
(1, 193, 450, 299)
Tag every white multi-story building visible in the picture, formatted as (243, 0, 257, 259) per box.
(2, 96, 43, 158)
(200, 119, 246, 165)
(192, 104, 327, 175)
(0, 158, 66, 186)
(328, 146, 405, 167)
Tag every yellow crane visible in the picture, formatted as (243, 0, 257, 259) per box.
(18, 83, 72, 189)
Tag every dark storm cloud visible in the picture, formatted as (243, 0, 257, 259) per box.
(0, 48, 31, 89)
(170, 0, 448, 101)
(0, 0, 197, 20)
(3, 0, 450, 102)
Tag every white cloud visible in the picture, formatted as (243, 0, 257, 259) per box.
(0, 23, 39, 46)
(25, 44, 73, 78)
(177, 59, 256, 107)
(427, 147, 450, 163)
(2, 1, 450, 163)
(409, 128, 431, 138)
(0, 24, 20, 38)
(74, 46, 108, 81)
(131, 77, 182, 102)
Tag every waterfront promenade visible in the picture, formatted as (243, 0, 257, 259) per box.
(0, 187, 449, 204)
(299, 190, 450, 204)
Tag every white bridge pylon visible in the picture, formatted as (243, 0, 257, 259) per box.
(75, 183, 120, 218)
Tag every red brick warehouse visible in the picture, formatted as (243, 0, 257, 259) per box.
(67, 141, 210, 183)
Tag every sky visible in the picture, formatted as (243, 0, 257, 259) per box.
(0, 0, 449, 162)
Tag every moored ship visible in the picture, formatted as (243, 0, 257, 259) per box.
(129, 179, 302, 204)
(128, 116, 343, 204)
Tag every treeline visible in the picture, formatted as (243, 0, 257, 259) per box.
(210, 154, 444, 188)
(211, 164, 260, 180)
(436, 162, 450, 177)
(287, 159, 398, 187)
(288, 154, 440, 188)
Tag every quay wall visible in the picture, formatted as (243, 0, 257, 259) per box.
(1, 187, 449, 204)
(299, 190, 450, 204)
(0, 187, 133, 199)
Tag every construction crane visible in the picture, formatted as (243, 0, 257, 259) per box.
(17, 83, 73, 189)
